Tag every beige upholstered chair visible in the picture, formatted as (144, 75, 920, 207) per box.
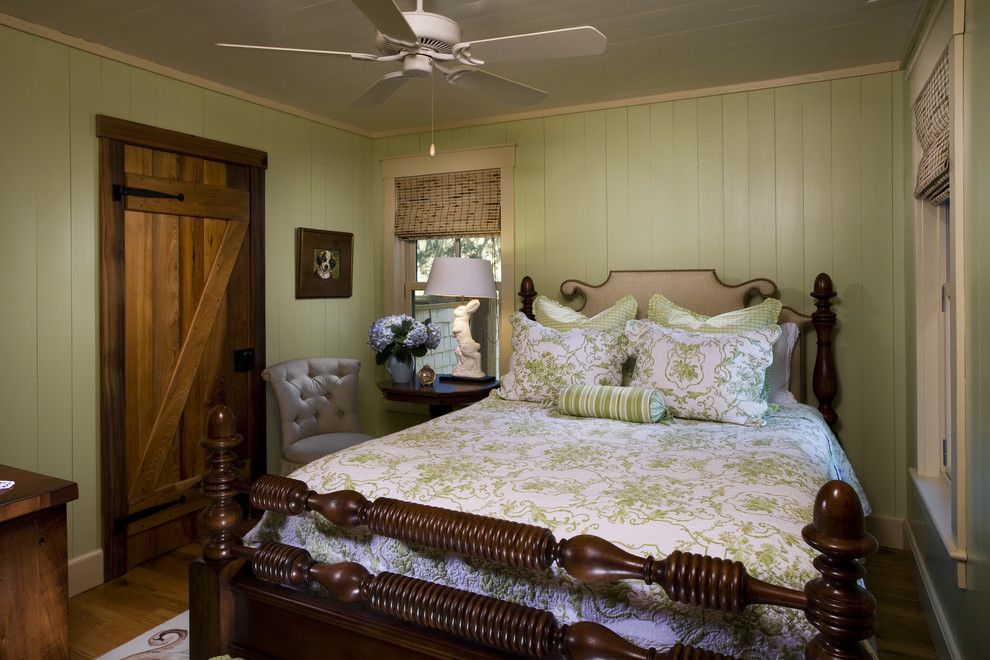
(262, 357, 373, 475)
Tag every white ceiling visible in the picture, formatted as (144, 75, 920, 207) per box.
(0, 0, 926, 134)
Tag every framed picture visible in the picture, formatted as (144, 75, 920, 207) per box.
(295, 227, 354, 298)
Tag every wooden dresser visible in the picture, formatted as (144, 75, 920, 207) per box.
(0, 465, 79, 658)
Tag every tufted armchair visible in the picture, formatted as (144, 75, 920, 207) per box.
(262, 357, 373, 475)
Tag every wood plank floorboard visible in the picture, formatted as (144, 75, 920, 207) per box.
(68, 545, 938, 658)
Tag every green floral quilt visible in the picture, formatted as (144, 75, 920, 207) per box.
(245, 397, 868, 658)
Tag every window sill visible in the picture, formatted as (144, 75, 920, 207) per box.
(909, 468, 967, 564)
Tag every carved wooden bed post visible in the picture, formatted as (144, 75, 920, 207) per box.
(802, 480, 877, 659)
(189, 405, 244, 660)
(519, 275, 537, 320)
(811, 273, 839, 431)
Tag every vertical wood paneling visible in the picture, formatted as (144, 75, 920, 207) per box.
(33, 39, 73, 489)
(100, 58, 130, 117)
(69, 47, 102, 555)
(722, 93, 749, 282)
(203, 90, 263, 150)
(830, 77, 865, 483)
(774, 87, 805, 308)
(543, 116, 569, 288)
(562, 114, 587, 283)
(649, 103, 675, 268)
(155, 77, 203, 135)
(626, 106, 652, 269)
(468, 123, 506, 147)
(605, 108, 629, 270)
(506, 119, 546, 288)
(583, 111, 608, 283)
(697, 97, 725, 271)
(0, 27, 38, 471)
(890, 72, 908, 516)
(748, 89, 776, 280)
(129, 68, 158, 126)
(802, 82, 833, 314)
(672, 99, 700, 268)
(860, 74, 896, 516)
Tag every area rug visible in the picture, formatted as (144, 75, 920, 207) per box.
(96, 611, 189, 659)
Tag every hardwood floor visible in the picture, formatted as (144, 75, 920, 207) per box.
(69, 545, 938, 658)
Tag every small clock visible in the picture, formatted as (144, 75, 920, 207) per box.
(418, 364, 437, 386)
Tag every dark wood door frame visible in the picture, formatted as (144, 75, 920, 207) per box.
(98, 115, 268, 580)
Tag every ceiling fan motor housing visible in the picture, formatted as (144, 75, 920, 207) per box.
(375, 11, 462, 55)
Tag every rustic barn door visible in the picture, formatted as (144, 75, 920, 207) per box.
(98, 116, 267, 579)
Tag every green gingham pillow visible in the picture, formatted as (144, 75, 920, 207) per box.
(625, 320, 781, 426)
(647, 294, 782, 333)
(534, 294, 637, 332)
(556, 384, 669, 423)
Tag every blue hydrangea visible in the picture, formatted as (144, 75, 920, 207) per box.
(404, 323, 428, 347)
(368, 314, 440, 358)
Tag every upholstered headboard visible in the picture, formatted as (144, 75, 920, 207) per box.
(518, 269, 839, 431)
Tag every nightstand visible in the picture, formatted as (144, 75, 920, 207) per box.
(378, 378, 500, 418)
(0, 465, 79, 658)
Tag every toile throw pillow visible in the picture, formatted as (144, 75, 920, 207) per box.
(498, 313, 629, 404)
(625, 320, 780, 426)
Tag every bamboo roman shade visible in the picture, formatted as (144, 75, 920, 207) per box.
(394, 168, 501, 239)
(914, 50, 951, 205)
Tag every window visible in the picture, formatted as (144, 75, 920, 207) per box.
(381, 145, 515, 377)
(406, 237, 501, 376)
(935, 202, 954, 488)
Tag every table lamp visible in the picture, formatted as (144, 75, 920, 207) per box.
(424, 257, 497, 380)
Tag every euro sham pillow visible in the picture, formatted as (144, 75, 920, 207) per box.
(533, 294, 637, 332)
(498, 313, 629, 404)
(625, 320, 781, 426)
(647, 294, 782, 333)
(556, 384, 669, 424)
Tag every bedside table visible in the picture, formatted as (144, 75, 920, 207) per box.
(378, 378, 499, 418)
(0, 464, 79, 658)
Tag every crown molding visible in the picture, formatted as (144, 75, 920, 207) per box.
(370, 60, 903, 138)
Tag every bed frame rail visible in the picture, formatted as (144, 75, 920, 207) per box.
(192, 405, 877, 660)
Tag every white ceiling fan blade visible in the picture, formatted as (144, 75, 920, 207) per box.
(351, 0, 418, 47)
(445, 68, 547, 106)
(454, 26, 606, 65)
(352, 71, 411, 106)
(216, 43, 377, 59)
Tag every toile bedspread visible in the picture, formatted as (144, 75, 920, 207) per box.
(245, 396, 868, 658)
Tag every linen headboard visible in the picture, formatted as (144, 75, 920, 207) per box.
(518, 269, 840, 432)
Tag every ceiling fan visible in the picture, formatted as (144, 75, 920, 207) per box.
(217, 0, 607, 107)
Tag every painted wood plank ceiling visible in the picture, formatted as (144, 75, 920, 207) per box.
(0, 0, 925, 133)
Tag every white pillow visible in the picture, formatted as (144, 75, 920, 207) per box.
(767, 322, 799, 403)
(625, 320, 780, 426)
(498, 313, 629, 404)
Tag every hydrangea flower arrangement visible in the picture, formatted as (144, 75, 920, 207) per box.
(368, 314, 442, 365)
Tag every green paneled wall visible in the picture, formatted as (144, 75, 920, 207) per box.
(374, 72, 908, 521)
(0, 23, 388, 559)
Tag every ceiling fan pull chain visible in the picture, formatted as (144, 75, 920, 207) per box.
(429, 65, 437, 157)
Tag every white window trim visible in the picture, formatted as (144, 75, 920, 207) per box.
(909, 12, 969, 589)
(381, 145, 516, 376)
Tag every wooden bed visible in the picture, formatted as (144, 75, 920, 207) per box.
(189, 270, 875, 660)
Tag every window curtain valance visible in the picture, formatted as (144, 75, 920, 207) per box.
(914, 50, 951, 205)
(394, 168, 500, 239)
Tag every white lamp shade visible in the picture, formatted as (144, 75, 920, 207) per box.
(424, 257, 497, 298)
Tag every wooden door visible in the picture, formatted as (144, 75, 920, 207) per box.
(99, 117, 267, 579)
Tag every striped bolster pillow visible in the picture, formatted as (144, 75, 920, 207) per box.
(556, 384, 669, 423)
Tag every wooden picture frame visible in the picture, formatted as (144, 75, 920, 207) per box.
(295, 228, 353, 298)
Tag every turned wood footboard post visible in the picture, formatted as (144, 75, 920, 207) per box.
(802, 481, 877, 659)
(520, 275, 537, 320)
(811, 273, 839, 432)
(189, 405, 244, 660)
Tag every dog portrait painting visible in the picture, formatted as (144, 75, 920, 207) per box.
(313, 249, 340, 280)
(296, 228, 353, 298)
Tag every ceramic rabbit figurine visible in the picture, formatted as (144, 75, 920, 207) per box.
(450, 299, 484, 378)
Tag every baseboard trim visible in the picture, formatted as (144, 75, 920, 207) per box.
(866, 514, 905, 549)
(68, 549, 104, 597)
(904, 519, 961, 660)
